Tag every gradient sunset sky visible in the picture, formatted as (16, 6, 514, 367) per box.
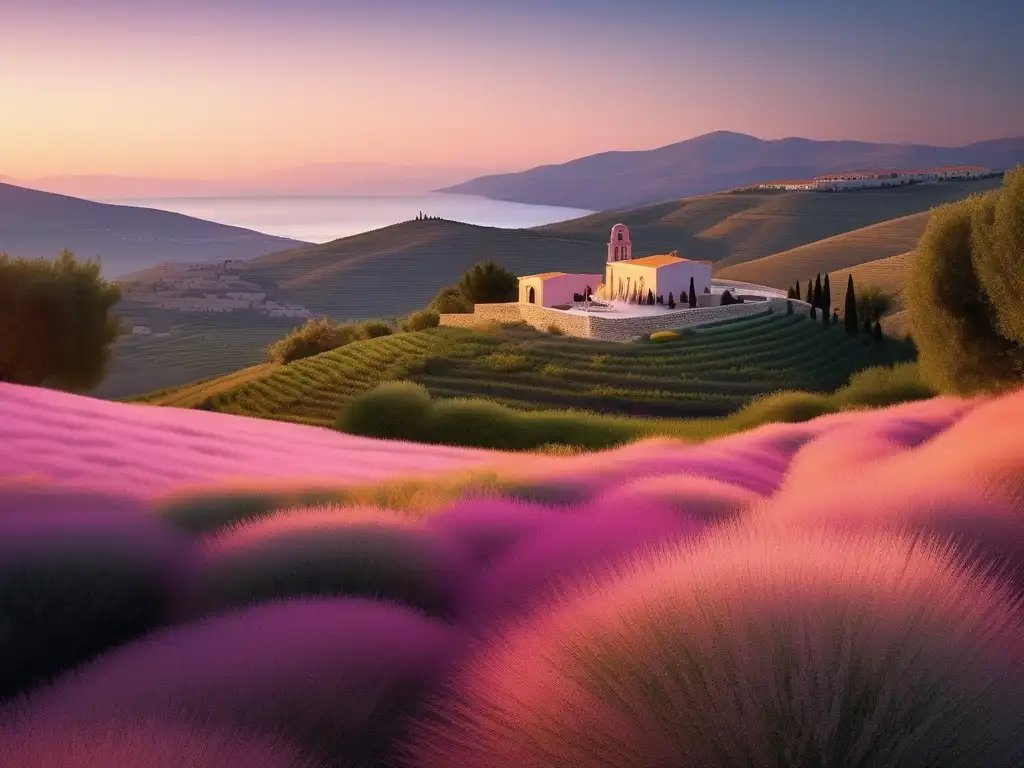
(3, 0, 1022, 179)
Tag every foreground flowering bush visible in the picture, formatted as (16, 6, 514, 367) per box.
(1, 384, 1023, 766)
(0, 717, 325, 768)
(403, 526, 1024, 768)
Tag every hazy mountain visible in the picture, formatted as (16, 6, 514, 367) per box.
(439, 131, 1024, 210)
(4, 163, 503, 201)
(0, 182, 304, 278)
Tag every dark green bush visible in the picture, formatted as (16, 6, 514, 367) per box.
(402, 310, 440, 332)
(430, 286, 473, 314)
(267, 317, 359, 364)
(423, 399, 521, 448)
(334, 381, 433, 441)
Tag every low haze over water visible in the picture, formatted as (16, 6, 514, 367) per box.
(112, 193, 595, 244)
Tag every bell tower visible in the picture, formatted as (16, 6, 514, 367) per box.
(607, 224, 632, 262)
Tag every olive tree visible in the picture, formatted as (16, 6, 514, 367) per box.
(0, 249, 121, 390)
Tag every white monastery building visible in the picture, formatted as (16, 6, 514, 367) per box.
(518, 224, 712, 307)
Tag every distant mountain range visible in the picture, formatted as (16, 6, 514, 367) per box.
(0, 163, 501, 201)
(0, 183, 304, 278)
(439, 131, 1024, 210)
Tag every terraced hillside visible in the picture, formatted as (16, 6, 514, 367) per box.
(104, 179, 995, 398)
(535, 177, 1003, 267)
(157, 312, 916, 428)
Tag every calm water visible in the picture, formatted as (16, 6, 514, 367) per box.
(114, 193, 595, 243)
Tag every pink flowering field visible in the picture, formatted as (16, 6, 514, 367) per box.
(1, 380, 1024, 767)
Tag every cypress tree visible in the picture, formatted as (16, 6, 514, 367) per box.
(822, 300, 830, 327)
(786, 286, 794, 299)
(647, 288, 655, 305)
(873, 318, 884, 343)
(805, 279, 814, 304)
(667, 292, 675, 309)
(844, 274, 859, 335)
(813, 274, 823, 309)
(823, 274, 832, 312)
(688, 277, 697, 307)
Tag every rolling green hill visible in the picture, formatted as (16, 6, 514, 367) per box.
(535, 177, 1002, 267)
(715, 212, 930, 289)
(136, 312, 915, 428)
(103, 178, 997, 398)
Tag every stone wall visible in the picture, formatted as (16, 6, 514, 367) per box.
(587, 301, 776, 342)
(440, 297, 804, 341)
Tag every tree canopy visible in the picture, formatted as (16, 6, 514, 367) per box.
(0, 249, 121, 391)
(457, 261, 518, 305)
(906, 167, 1024, 394)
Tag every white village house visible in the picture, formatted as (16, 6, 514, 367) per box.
(517, 224, 712, 308)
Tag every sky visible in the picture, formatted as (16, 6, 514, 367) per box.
(2, 0, 1023, 179)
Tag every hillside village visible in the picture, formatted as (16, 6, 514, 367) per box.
(119, 258, 313, 326)
(749, 164, 999, 192)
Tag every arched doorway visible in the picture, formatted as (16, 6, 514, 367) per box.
(528, 286, 536, 304)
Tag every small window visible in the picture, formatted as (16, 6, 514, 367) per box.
(617, 231, 623, 242)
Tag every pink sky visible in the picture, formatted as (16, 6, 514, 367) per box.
(2, 2, 1021, 180)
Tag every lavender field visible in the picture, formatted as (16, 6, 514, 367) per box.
(1, 382, 1023, 767)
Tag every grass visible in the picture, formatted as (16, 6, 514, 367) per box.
(94, 308, 299, 399)
(0, 488, 188, 700)
(538, 178, 1004, 266)
(11, 598, 459, 768)
(716, 211, 932, 288)
(5, 390, 1024, 766)
(403, 525, 1024, 768)
(150, 311, 917, 431)
(0, 718, 322, 768)
(193, 507, 465, 619)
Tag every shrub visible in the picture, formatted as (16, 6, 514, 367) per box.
(733, 390, 838, 425)
(589, 474, 760, 523)
(0, 488, 188, 700)
(16, 598, 458, 767)
(458, 504, 703, 624)
(835, 362, 937, 408)
(357, 320, 393, 340)
(154, 488, 348, 535)
(425, 498, 561, 568)
(0, 718, 321, 768)
(401, 310, 440, 332)
(720, 290, 739, 306)
(402, 526, 1024, 768)
(267, 317, 357, 364)
(191, 506, 465, 619)
(429, 286, 472, 314)
(649, 330, 680, 343)
(423, 399, 521, 448)
(457, 261, 518, 304)
(482, 352, 532, 373)
(0, 249, 121, 389)
(855, 284, 894, 321)
(546, 324, 564, 335)
(335, 381, 433, 441)
(908, 170, 1024, 393)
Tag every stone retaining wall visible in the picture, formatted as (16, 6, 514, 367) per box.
(440, 297, 805, 341)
